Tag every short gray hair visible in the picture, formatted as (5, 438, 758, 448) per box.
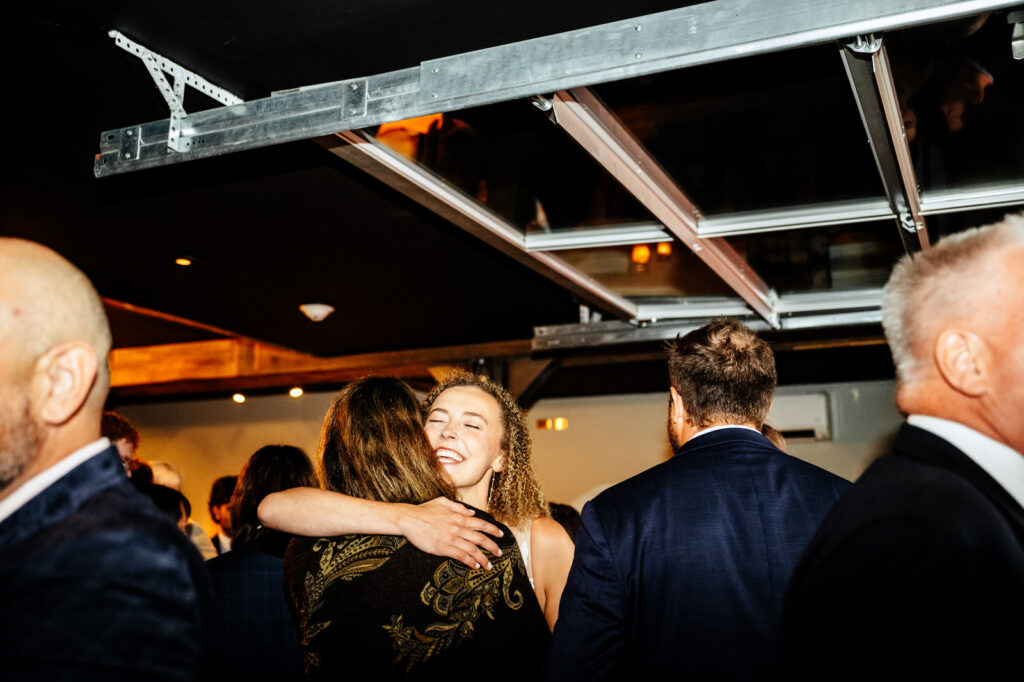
(882, 213, 1024, 382)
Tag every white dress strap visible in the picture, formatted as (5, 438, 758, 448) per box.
(512, 520, 534, 589)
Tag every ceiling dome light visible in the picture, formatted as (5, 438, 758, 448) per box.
(232, 393, 246, 403)
(289, 387, 304, 398)
(175, 257, 192, 266)
(299, 303, 335, 322)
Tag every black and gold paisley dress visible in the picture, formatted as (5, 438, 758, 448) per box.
(283, 506, 550, 680)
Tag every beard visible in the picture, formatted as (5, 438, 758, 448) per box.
(0, 389, 40, 492)
(667, 414, 683, 451)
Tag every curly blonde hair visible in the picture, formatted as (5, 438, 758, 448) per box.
(424, 370, 548, 528)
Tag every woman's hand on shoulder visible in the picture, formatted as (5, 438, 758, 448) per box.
(397, 497, 504, 570)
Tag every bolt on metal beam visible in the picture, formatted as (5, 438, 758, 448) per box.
(841, 36, 930, 252)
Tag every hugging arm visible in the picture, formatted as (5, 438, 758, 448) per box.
(258, 487, 503, 568)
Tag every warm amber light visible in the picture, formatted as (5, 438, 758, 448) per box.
(631, 244, 651, 265)
(656, 242, 672, 256)
(175, 257, 192, 266)
(232, 393, 246, 404)
(536, 417, 569, 431)
(553, 417, 569, 431)
(289, 387, 304, 398)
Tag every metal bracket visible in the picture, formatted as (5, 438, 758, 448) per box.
(846, 34, 882, 54)
(1010, 10, 1024, 60)
(108, 30, 243, 152)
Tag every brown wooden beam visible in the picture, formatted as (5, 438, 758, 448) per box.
(109, 338, 532, 397)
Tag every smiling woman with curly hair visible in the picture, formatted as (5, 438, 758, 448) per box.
(260, 371, 575, 630)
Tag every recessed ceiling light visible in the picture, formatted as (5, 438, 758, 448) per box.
(232, 393, 246, 403)
(175, 257, 192, 266)
(631, 244, 651, 265)
(289, 387, 304, 398)
(299, 303, 335, 322)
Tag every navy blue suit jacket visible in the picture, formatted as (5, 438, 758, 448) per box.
(205, 538, 304, 681)
(548, 427, 849, 681)
(780, 424, 1024, 680)
(0, 445, 212, 681)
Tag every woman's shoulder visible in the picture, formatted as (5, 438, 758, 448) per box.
(529, 516, 573, 554)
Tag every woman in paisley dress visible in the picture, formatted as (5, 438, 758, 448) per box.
(262, 371, 574, 630)
(281, 376, 550, 679)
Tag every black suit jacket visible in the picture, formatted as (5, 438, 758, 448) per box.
(0, 445, 213, 681)
(548, 428, 850, 681)
(205, 537, 303, 681)
(780, 423, 1024, 680)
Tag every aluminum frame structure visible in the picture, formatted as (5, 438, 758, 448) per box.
(93, 0, 1024, 347)
(95, 0, 1021, 177)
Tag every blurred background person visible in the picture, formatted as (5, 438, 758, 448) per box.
(762, 423, 788, 451)
(208, 475, 237, 555)
(101, 410, 142, 476)
(151, 460, 218, 560)
(205, 445, 316, 681)
(548, 502, 582, 543)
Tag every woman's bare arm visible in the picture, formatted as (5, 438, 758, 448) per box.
(530, 515, 576, 630)
(258, 487, 503, 568)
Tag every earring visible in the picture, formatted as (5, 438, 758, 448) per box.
(488, 470, 500, 506)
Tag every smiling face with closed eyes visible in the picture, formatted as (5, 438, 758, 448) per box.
(423, 386, 505, 510)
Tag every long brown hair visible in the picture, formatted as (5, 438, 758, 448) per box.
(320, 376, 455, 504)
(231, 444, 317, 546)
(424, 370, 547, 527)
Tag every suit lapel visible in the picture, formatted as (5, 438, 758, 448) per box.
(0, 446, 124, 555)
(896, 423, 1024, 542)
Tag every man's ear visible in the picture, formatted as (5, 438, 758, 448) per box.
(669, 386, 687, 424)
(32, 341, 98, 426)
(934, 328, 988, 397)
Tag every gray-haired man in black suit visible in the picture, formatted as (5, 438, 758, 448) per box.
(781, 214, 1024, 680)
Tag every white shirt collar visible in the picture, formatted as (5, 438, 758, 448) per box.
(688, 424, 762, 443)
(0, 438, 112, 525)
(907, 415, 1024, 510)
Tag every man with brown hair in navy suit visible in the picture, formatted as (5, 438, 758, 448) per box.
(548, 317, 849, 681)
(780, 214, 1024, 680)
(0, 238, 211, 680)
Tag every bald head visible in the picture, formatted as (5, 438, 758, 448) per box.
(0, 238, 111, 401)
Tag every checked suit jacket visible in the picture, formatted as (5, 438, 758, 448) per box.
(547, 427, 849, 681)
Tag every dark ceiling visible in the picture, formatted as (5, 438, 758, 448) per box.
(4, 1, 692, 355)
(3, 0, 914, 398)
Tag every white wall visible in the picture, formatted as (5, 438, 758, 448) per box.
(118, 379, 903, 534)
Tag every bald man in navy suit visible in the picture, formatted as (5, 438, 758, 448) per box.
(0, 239, 211, 681)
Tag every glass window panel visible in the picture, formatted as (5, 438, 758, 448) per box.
(592, 44, 887, 215)
(724, 223, 903, 294)
(553, 241, 733, 298)
(368, 102, 656, 234)
(887, 13, 1024, 195)
(926, 204, 1024, 241)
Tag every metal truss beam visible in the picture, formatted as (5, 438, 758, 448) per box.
(524, 223, 671, 252)
(697, 198, 896, 237)
(94, 0, 1020, 177)
(920, 181, 1024, 215)
(534, 288, 884, 350)
(318, 132, 640, 320)
(841, 36, 931, 252)
(551, 88, 779, 326)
